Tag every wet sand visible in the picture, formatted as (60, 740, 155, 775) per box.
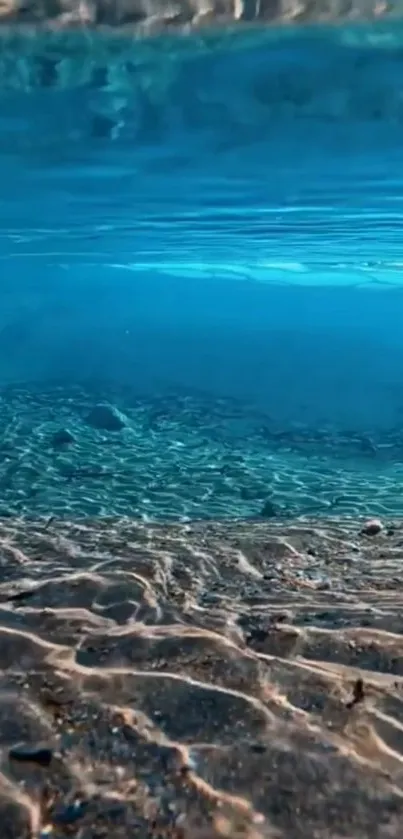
(0, 514, 402, 837)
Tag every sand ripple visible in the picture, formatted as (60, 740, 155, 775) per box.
(0, 516, 402, 837)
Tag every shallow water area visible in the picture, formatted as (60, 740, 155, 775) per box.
(1, 20, 403, 839)
(3, 377, 403, 521)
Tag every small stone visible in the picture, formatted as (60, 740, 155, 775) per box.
(86, 403, 127, 432)
(249, 742, 267, 754)
(346, 677, 365, 709)
(9, 744, 53, 766)
(259, 498, 277, 518)
(246, 627, 269, 645)
(51, 428, 75, 448)
(361, 518, 383, 536)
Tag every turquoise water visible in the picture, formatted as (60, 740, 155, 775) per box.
(2, 23, 403, 520)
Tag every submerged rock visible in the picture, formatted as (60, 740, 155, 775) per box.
(9, 744, 53, 766)
(259, 498, 278, 519)
(51, 428, 75, 448)
(361, 518, 384, 537)
(86, 403, 127, 432)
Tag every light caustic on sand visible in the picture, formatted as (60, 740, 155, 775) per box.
(0, 515, 402, 837)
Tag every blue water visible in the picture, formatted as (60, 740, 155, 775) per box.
(2, 22, 403, 520)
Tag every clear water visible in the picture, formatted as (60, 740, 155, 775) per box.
(2, 22, 403, 520)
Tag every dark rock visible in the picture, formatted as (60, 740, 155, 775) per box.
(246, 627, 269, 645)
(259, 498, 278, 518)
(9, 744, 53, 766)
(6, 587, 37, 604)
(360, 518, 384, 537)
(51, 428, 75, 448)
(86, 403, 127, 431)
(249, 742, 267, 754)
(346, 677, 365, 709)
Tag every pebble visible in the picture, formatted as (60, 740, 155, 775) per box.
(86, 403, 127, 431)
(249, 742, 267, 754)
(361, 518, 384, 536)
(260, 498, 278, 518)
(9, 744, 53, 766)
(50, 428, 75, 448)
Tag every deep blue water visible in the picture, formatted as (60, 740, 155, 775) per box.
(1, 23, 403, 520)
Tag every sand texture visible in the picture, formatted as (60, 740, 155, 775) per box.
(1, 383, 403, 521)
(0, 0, 400, 31)
(0, 514, 402, 837)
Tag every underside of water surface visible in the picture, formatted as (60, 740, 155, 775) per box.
(1, 21, 403, 520)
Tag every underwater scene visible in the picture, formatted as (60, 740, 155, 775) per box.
(3, 24, 403, 521)
(2, 19, 403, 839)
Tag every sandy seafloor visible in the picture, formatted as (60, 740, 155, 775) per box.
(1, 514, 403, 838)
(1, 383, 403, 836)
